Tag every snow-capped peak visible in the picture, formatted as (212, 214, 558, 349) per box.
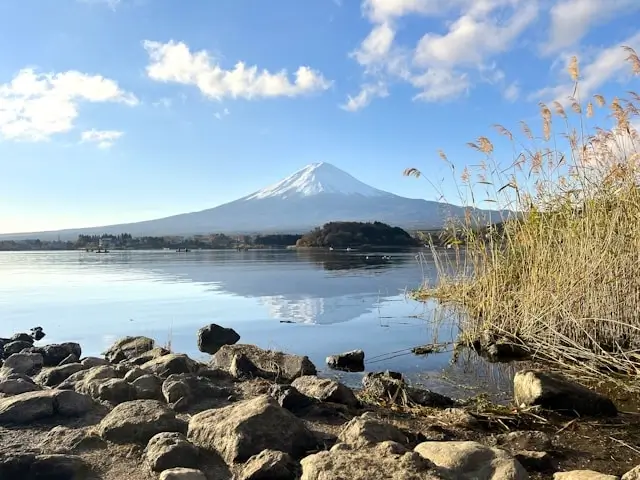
(244, 162, 388, 200)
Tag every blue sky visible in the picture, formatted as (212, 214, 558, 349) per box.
(0, 0, 639, 233)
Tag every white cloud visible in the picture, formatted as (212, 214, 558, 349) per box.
(80, 129, 124, 148)
(543, 0, 640, 55)
(533, 32, 640, 104)
(214, 108, 230, 120)
(411, 69, 470, 101)
(143, 40, 332, 100)
(340, 82, 389, 111)
(345, 0, 538, 109)
(413, 4, 538, 67)
(353, 22, 396, 68)
(0, 68, 138, 141)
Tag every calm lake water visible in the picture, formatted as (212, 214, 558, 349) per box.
(0, 249, 516, 401)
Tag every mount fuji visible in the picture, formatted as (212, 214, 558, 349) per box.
(2, 162, 506, 240)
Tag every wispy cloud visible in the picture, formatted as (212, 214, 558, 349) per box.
(532, 32, 640, 105)
(503, 82, 521, 102)
(214, 108, 230, 120)
(542, 0, 640, 55)
(340, 82, 388, 111)
(80, 129, 124, 148)
(152, 97, 172, 108)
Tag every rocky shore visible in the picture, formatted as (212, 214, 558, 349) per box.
(1, 325, 639, 480)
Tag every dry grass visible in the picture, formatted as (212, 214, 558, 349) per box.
(406, 48, 640, 390)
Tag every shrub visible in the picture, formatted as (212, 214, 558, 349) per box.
(406, 48, 640, 387)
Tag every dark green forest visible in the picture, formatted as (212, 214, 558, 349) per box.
(296, 221, 419, 248)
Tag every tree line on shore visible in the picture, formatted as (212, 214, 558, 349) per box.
(0, 232, 304, 251)
(0, 220, 497, 252)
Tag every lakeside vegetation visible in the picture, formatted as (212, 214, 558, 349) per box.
(407, 48, 640, 389)
(295, 221, 420, 248)
(0, 222, 422, 251)
(0, 233, 305, 251)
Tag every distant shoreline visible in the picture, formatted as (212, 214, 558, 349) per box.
(0, 245, 430, 253)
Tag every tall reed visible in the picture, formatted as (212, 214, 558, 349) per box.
(407, 48, 640, 387)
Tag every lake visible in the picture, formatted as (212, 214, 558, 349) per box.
(0, 249, 516, 401)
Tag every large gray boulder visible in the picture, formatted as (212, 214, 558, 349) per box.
(159, 468, 207, 480)
(268, 384, 314, 413)
(300, 442, 444, 480)
(197, 324, 240, 354)
(0, 391, 53, 423)
(2, 352, 43, 376)
(123, 366, 146, 382)
(2, 340, 33, 357)
(103, 336, 155, 364)
(145, 432, 200, 472)
(96, 399, 186, 444)
(140, 354, 199, 379)
(132, 374, 164, 400)
(83, 378, 136, 404)
(338, 413, 409, 448)
(59, 365, 119, 390)
(0, 390, 93, 424)
(240, 449, 300, 480)
(188, 395, 318, 464)
(126, 347, 171, 366)
(35, 363, 85, 387)
(291, 376, 358, 407)
(52, 389, 95, 416)
(514, 370, 617, 417)
(414, 441, 528, 480)
(60, 365, 118, 389)
(59, 366, 123, 405)
(213, 344, 316, 382)
(553, 472, 618, 480)
(0, 453, 93, 480)
(326, 349, 365, 372)
(80, 357, 110, 368)
(39, 426, 106, 454)
(162, 373, 230, 410)
(30, 343, 82, 367)
(0, 378, 42, 395)
(10, 333, 35, 344)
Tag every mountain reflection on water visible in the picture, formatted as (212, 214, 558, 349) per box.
(0, 249, 517, 401)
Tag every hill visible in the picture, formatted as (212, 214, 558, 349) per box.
(296, 221, 419, 248)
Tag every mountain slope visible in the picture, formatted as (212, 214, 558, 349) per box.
(1, 162, 507, 240)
